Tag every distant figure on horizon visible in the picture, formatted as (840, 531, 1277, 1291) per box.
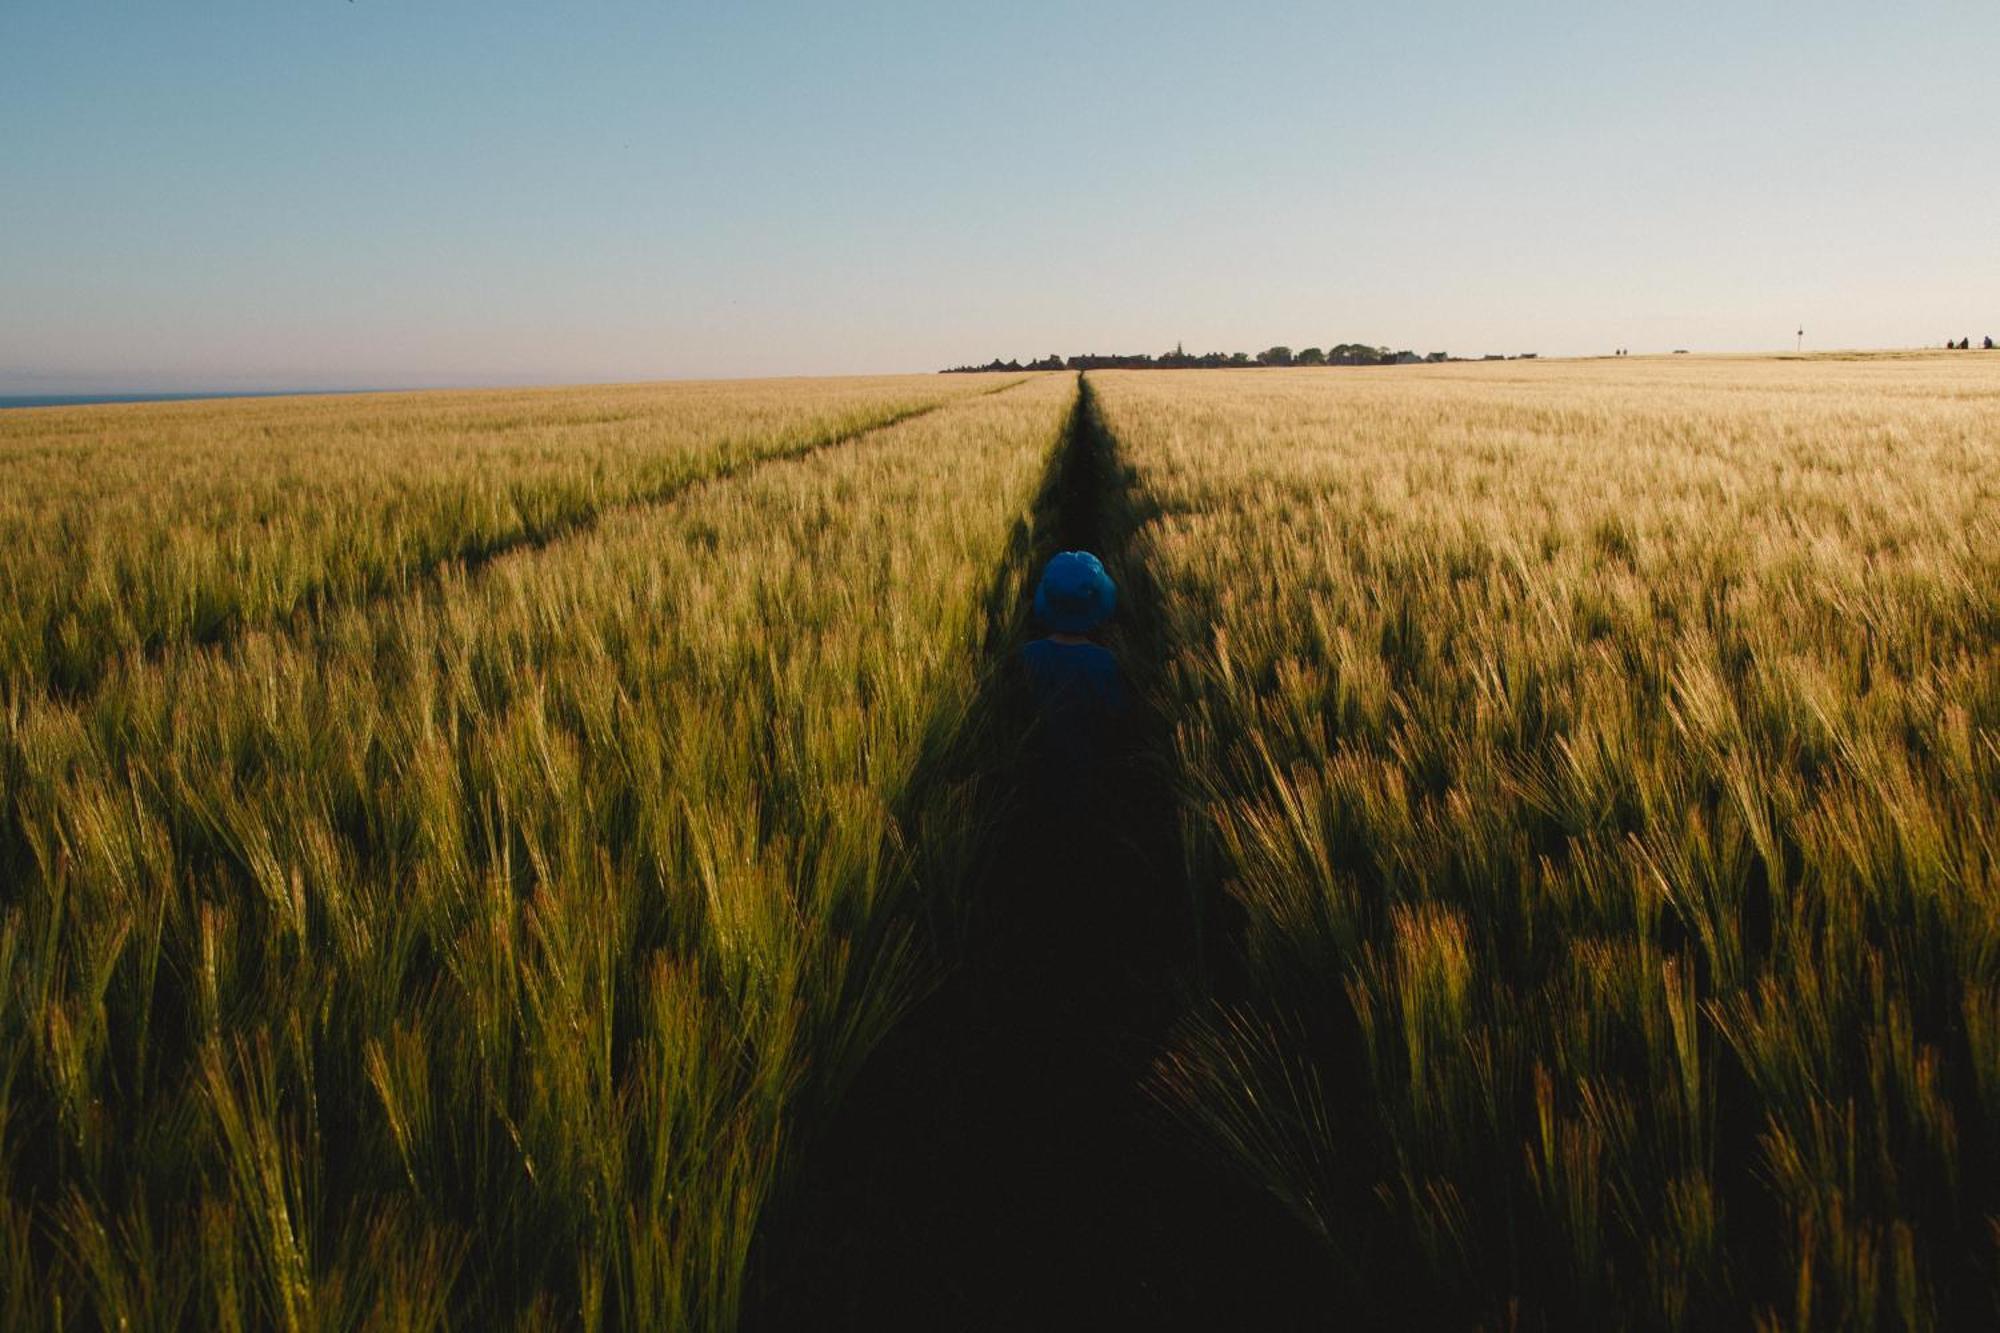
(1987, 336, 1995, 350)
(1022, 551, 1126, 814)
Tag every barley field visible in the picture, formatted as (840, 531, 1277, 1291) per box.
(0, 375, 998, 699)
(1102, 357, 2000, 1328)
(0, 372, 1067, 1328)
(2, 356, 1996, 1330)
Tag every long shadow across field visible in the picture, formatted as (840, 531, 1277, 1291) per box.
(748, 377, 1329, 1329)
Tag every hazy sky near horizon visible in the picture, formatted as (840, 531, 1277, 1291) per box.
(3, 1, 1996, 390)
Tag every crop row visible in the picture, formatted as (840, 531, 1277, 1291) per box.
(1099, 362, 2000, 1328)
(0, 372, 1072, 1329)
(0, 375, 1004, 699)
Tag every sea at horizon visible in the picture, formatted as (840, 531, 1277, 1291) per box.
(0, 388, 390, 410)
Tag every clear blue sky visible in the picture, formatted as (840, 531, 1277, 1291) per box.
(3, 1, 1996, 390)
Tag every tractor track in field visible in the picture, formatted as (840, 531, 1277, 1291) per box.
(51, 375, 1035, 703)
(747, 375, 1328, 1330)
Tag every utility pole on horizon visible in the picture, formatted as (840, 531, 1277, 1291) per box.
(1797, 327, 1804, 353)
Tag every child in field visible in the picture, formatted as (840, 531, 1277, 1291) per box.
(1021, 550, 1126, 799)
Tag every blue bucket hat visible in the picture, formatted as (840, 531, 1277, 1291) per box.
(1033, 550, 1116, 633)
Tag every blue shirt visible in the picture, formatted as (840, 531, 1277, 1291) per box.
(1021, 639, 1126, 777)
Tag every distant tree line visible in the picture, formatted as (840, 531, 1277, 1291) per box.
(940, 342, 1481, 373)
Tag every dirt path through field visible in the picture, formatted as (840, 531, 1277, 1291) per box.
(748, 377, 1326, 1329)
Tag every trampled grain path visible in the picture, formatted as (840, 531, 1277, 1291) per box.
(749, 377, 1328, 1330)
